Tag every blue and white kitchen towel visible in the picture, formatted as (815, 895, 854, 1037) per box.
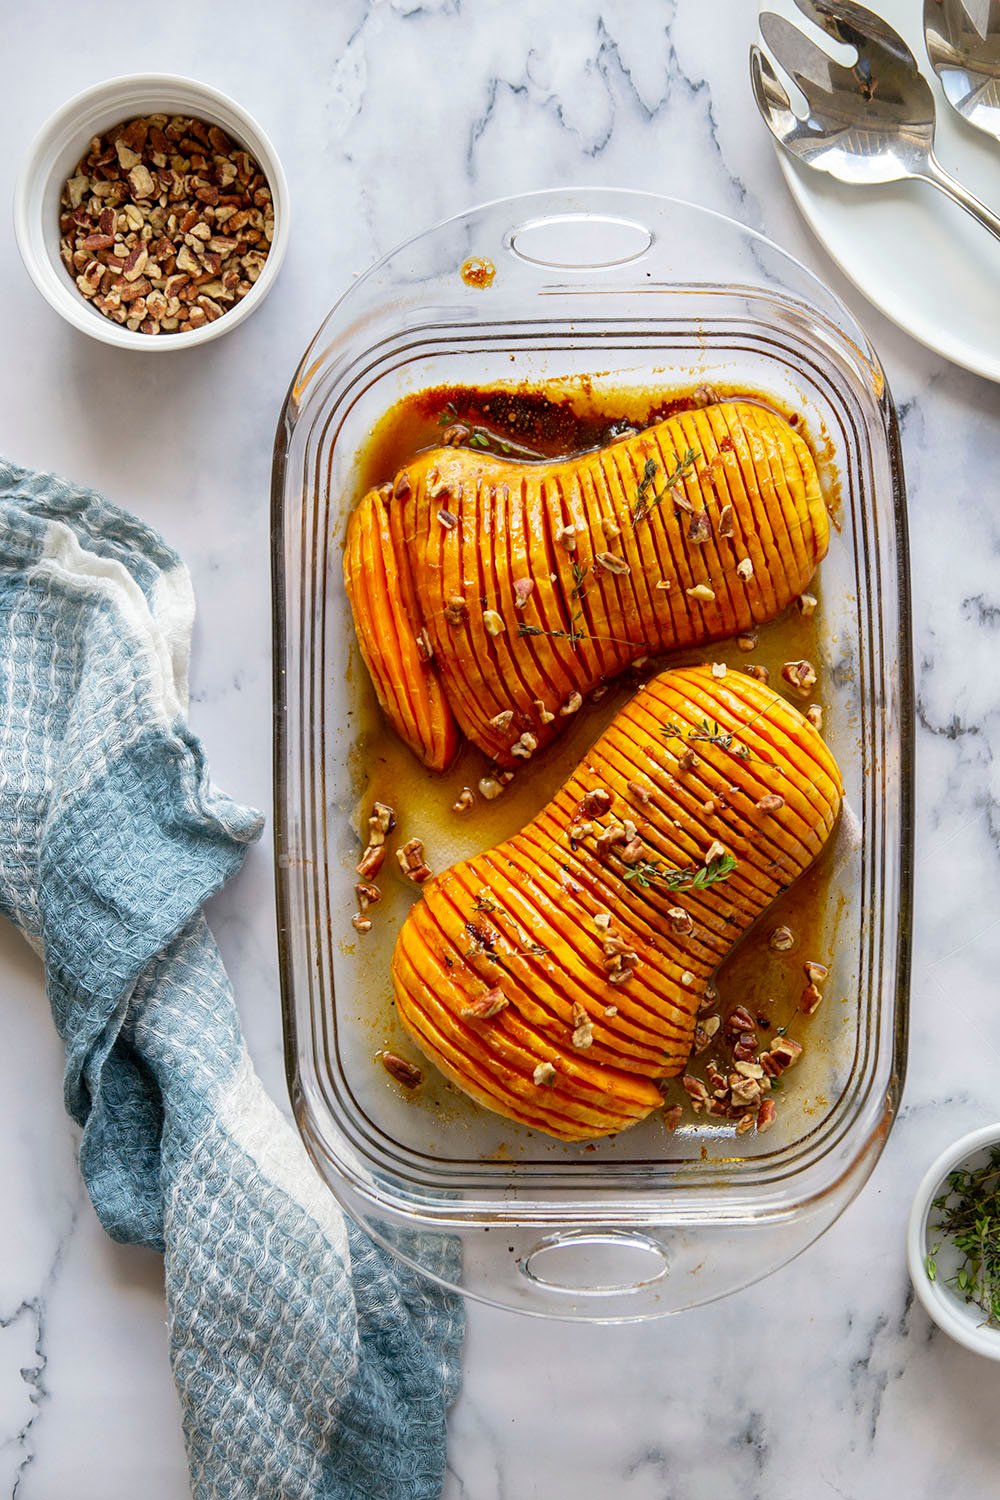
(0, 459, 463, 1500)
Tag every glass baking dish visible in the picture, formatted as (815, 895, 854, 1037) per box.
(271, 189, 912, 1320)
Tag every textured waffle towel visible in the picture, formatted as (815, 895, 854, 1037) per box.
(0, 460, 463, 1500)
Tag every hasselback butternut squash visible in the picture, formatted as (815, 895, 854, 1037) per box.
(391, 664, 843, 1141)
(345, 400, 828, 772)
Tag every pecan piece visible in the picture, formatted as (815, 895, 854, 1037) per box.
(462, 987, 508, 1021)
(782, 659, 818, 696)
(380, 1052, 423, 1089)
(355, 881, 382, 912)
(396, 838, 432, 884)
(356, 844, 386, 879)
(452, 787, 475, 815)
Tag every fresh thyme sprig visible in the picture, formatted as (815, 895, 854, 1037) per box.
(517, 616, 634, 652)
(570, 561, 591, 601)
(926, 1147, 1000, 1328)
(623, 851, 738, 892)
(631, 448, 700, 526)
(518, 620, 588, 651)
(660, 718, 751, 761)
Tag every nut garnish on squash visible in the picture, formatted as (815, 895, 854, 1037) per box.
(390, 664, 843, 1141)
(344, 401, 829, 771)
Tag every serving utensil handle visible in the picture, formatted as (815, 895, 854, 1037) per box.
(919, 155, 1000, 243)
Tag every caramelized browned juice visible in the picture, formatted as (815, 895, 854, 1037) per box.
(346, 381, 843, 1135)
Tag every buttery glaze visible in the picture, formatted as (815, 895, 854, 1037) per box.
(346, 382, 843, 1140)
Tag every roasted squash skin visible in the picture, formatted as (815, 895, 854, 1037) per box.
(344, 401, 829, 771)
(391, 664, 843, 1142)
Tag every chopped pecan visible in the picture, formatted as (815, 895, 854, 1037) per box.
(756, 1098, 777, 1133)
(804, 961, 829, 984)
(667, 906, 694, 936)
(799, 982, 823, 1015)
(462, 987, 508, 1021)
(351, 914, 372, 934)
(682, 1075, 710, 1111)
(452, 787, 475, 815)
(686, 584, 716, 602)
(415, 627, 434, 663)
(380, 1052, 423, 1089)
(571, 1002, 594, 1050)
(756, 793, 785, 813)
(371, 801, 396, 837)
(533, 1061, 558, 1087)
(560, 691, 584, 716)
(581, 787, 612, 817)
(725, 1005, 757, 1041)
(355, 881, 381, 912)
(782, 659, 818, 696)
(356, 844, 386, 879)
(511, 732, 538, 760)
(445, 595, 468, 626)
(662, 1103, 684, 1132)
(769, 925, 796, 952)
(396, 838, 432, 883)
(761, 1037, 803, 1075)
(595, 550, 631, 574)
(513, 577, 534, 608)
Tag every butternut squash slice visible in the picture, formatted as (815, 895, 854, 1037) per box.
(345, 401, 828, 771)
(391, 664, 843, 1141)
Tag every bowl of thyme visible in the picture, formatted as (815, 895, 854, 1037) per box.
(908, 1124, 1000, 1358)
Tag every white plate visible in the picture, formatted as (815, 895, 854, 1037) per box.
(758, 0, 1000, 382)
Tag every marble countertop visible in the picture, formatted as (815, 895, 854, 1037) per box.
(4, 1, 1000, 1495)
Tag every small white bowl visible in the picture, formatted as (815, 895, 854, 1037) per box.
(907, 1123, 1000, 1359)
(13, 73, 289, 351)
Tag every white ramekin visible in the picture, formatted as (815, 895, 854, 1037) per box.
(13, 74, 289, 351)
(907, 1123, 1000, 1360)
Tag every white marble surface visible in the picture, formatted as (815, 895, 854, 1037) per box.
(3, 0, 1000, 1495)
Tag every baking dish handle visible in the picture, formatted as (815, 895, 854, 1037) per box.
(505, 211, 655, 272)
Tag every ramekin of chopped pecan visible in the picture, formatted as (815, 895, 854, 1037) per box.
(14, 76, 288, 349)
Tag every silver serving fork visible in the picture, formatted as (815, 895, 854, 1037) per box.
(925, 0, 1000, 142)
(751, 0, 1000, 241)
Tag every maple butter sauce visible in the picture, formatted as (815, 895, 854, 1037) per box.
(346, 380, 846, 1144)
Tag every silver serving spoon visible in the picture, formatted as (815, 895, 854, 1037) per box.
(751, 0, 1000, 242)
(925, 0, 1000, 142)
